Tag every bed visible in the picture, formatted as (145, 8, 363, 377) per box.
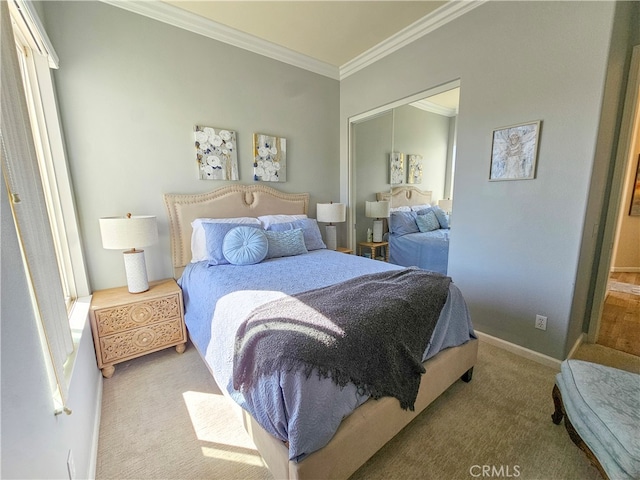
(377, 186, 450, 275)
(164, 184, 477, 479)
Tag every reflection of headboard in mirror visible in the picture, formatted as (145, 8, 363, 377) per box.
(164, 184, 309, 278)
(376, 186, 432, 208)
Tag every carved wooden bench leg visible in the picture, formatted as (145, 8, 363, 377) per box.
(551, 384, 564, 424)
(551, 384, 609, 480)
(176, 342, 186, 354)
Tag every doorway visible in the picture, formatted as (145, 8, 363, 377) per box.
(588, 45, 640, 358)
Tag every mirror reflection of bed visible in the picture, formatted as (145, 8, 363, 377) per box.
(350, 83, 459, 274)
(377, 186, 451, 275)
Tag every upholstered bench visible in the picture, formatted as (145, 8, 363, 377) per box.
(552, 359, 639, 480)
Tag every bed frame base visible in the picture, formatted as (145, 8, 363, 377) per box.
(242, 338, 478, 480)
(551, 385, 608, 480)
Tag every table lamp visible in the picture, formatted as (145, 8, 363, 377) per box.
(99, 214, 158, 293)
(438, 198, 453, 214)
(316, 202, 346, 250)
(365, 201, 390, 243)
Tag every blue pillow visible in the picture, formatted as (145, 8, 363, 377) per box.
(416, 210, 440, 232)
(431, 205, 450, 229)
(268, 218, 326, 251)
(203, 222, 262, 265)
(222, 227, 268, 265)
(389, 211, 419, 236)
(264, 229, 308, 258)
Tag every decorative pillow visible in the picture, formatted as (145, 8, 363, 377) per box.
(264, 229, 308, 258)
(431, 205, 450, 229)
(389, 205, 412, 213)
(416, 210, 440, 232)
(191, 217, 261, 262)
(222, 227, 268, 265)
(258, 214, 307, 229)
(268, 218, 326, 250)
(389, 211, 419, 236)
(410, 204, 433, 212)
(203, 222, 262, 266)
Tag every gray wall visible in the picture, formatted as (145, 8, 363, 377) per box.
(394, 104, 450, 199)
(41, 1, 340, 291)
(341, 1, 634, 359)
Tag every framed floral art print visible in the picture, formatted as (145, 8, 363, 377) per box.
(194, 126, 239, 180)
(390, 152, 405, 185)
(253, 133, 287, 182)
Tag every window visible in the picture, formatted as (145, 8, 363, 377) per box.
(3, 0, 89, 411)
(9, 0, 89, 307)
(15, 46, 78, 308)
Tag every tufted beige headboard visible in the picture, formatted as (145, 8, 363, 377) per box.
(164, 184, 309, 277)
(376, 186, 432, 208)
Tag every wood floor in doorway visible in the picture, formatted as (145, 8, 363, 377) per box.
(598, 272, 640, 357)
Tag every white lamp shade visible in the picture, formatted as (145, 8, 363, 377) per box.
(99, 215, 158, 250)
(365, 201, 390, 219)
(438, 199, 453, 213)
(317, 203, 346, 224)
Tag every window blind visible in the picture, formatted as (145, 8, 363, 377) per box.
(1, 0, 73, 409)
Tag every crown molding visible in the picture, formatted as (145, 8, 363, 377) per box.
(339, 0, 486, 80)
(410, 99, 458, 117)
(100, 0, 484, 82)
(100, 0, 340, 80)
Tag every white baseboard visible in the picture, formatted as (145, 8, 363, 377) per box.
(610, 267, 640, 273)
(475, 330, 562, 370)
(567, 333, 586, 360)
(88, 375, 103, 480)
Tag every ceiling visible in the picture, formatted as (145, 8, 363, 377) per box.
(163, 1, 447, 67)
(105, 0, 479, 81)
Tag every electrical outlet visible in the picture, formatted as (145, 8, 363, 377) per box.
(535, 315, 547, 331)
(67, 449, 76, 480)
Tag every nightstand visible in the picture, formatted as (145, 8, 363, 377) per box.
(89, 278, 187, 378)
(358, 241, 389, 262)
(336, 247, 353, 254)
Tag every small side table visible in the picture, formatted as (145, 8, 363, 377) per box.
(89, 278, 187, 378)
(358, 241, 389, 262)
(336, 247, 353, 254)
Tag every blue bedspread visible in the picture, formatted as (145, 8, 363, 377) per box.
(179, 249, 474, 461)
(389, 229, 450, 274)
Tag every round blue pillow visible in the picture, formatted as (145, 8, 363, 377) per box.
(222, 226, 268, 265)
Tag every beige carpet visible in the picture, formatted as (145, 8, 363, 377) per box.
(96, 340, 626, 480)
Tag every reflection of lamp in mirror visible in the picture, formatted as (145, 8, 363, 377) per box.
(438, 198, 453, 214)
(365, 201, 390, 243)
(99, 214, 158, 293)
(317, 202, 346, 250)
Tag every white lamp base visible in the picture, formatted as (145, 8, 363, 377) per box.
(123, 249, 149, 293)
(373, 220, 383, 243)
(325, 225, 337, 250)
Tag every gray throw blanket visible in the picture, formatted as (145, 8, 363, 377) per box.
(233, 267, 451, 410)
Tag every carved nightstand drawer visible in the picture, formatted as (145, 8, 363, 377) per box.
(89, 279, 187, 378)
(94, 293, 181, 336)
(99, 317, 185, 364)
